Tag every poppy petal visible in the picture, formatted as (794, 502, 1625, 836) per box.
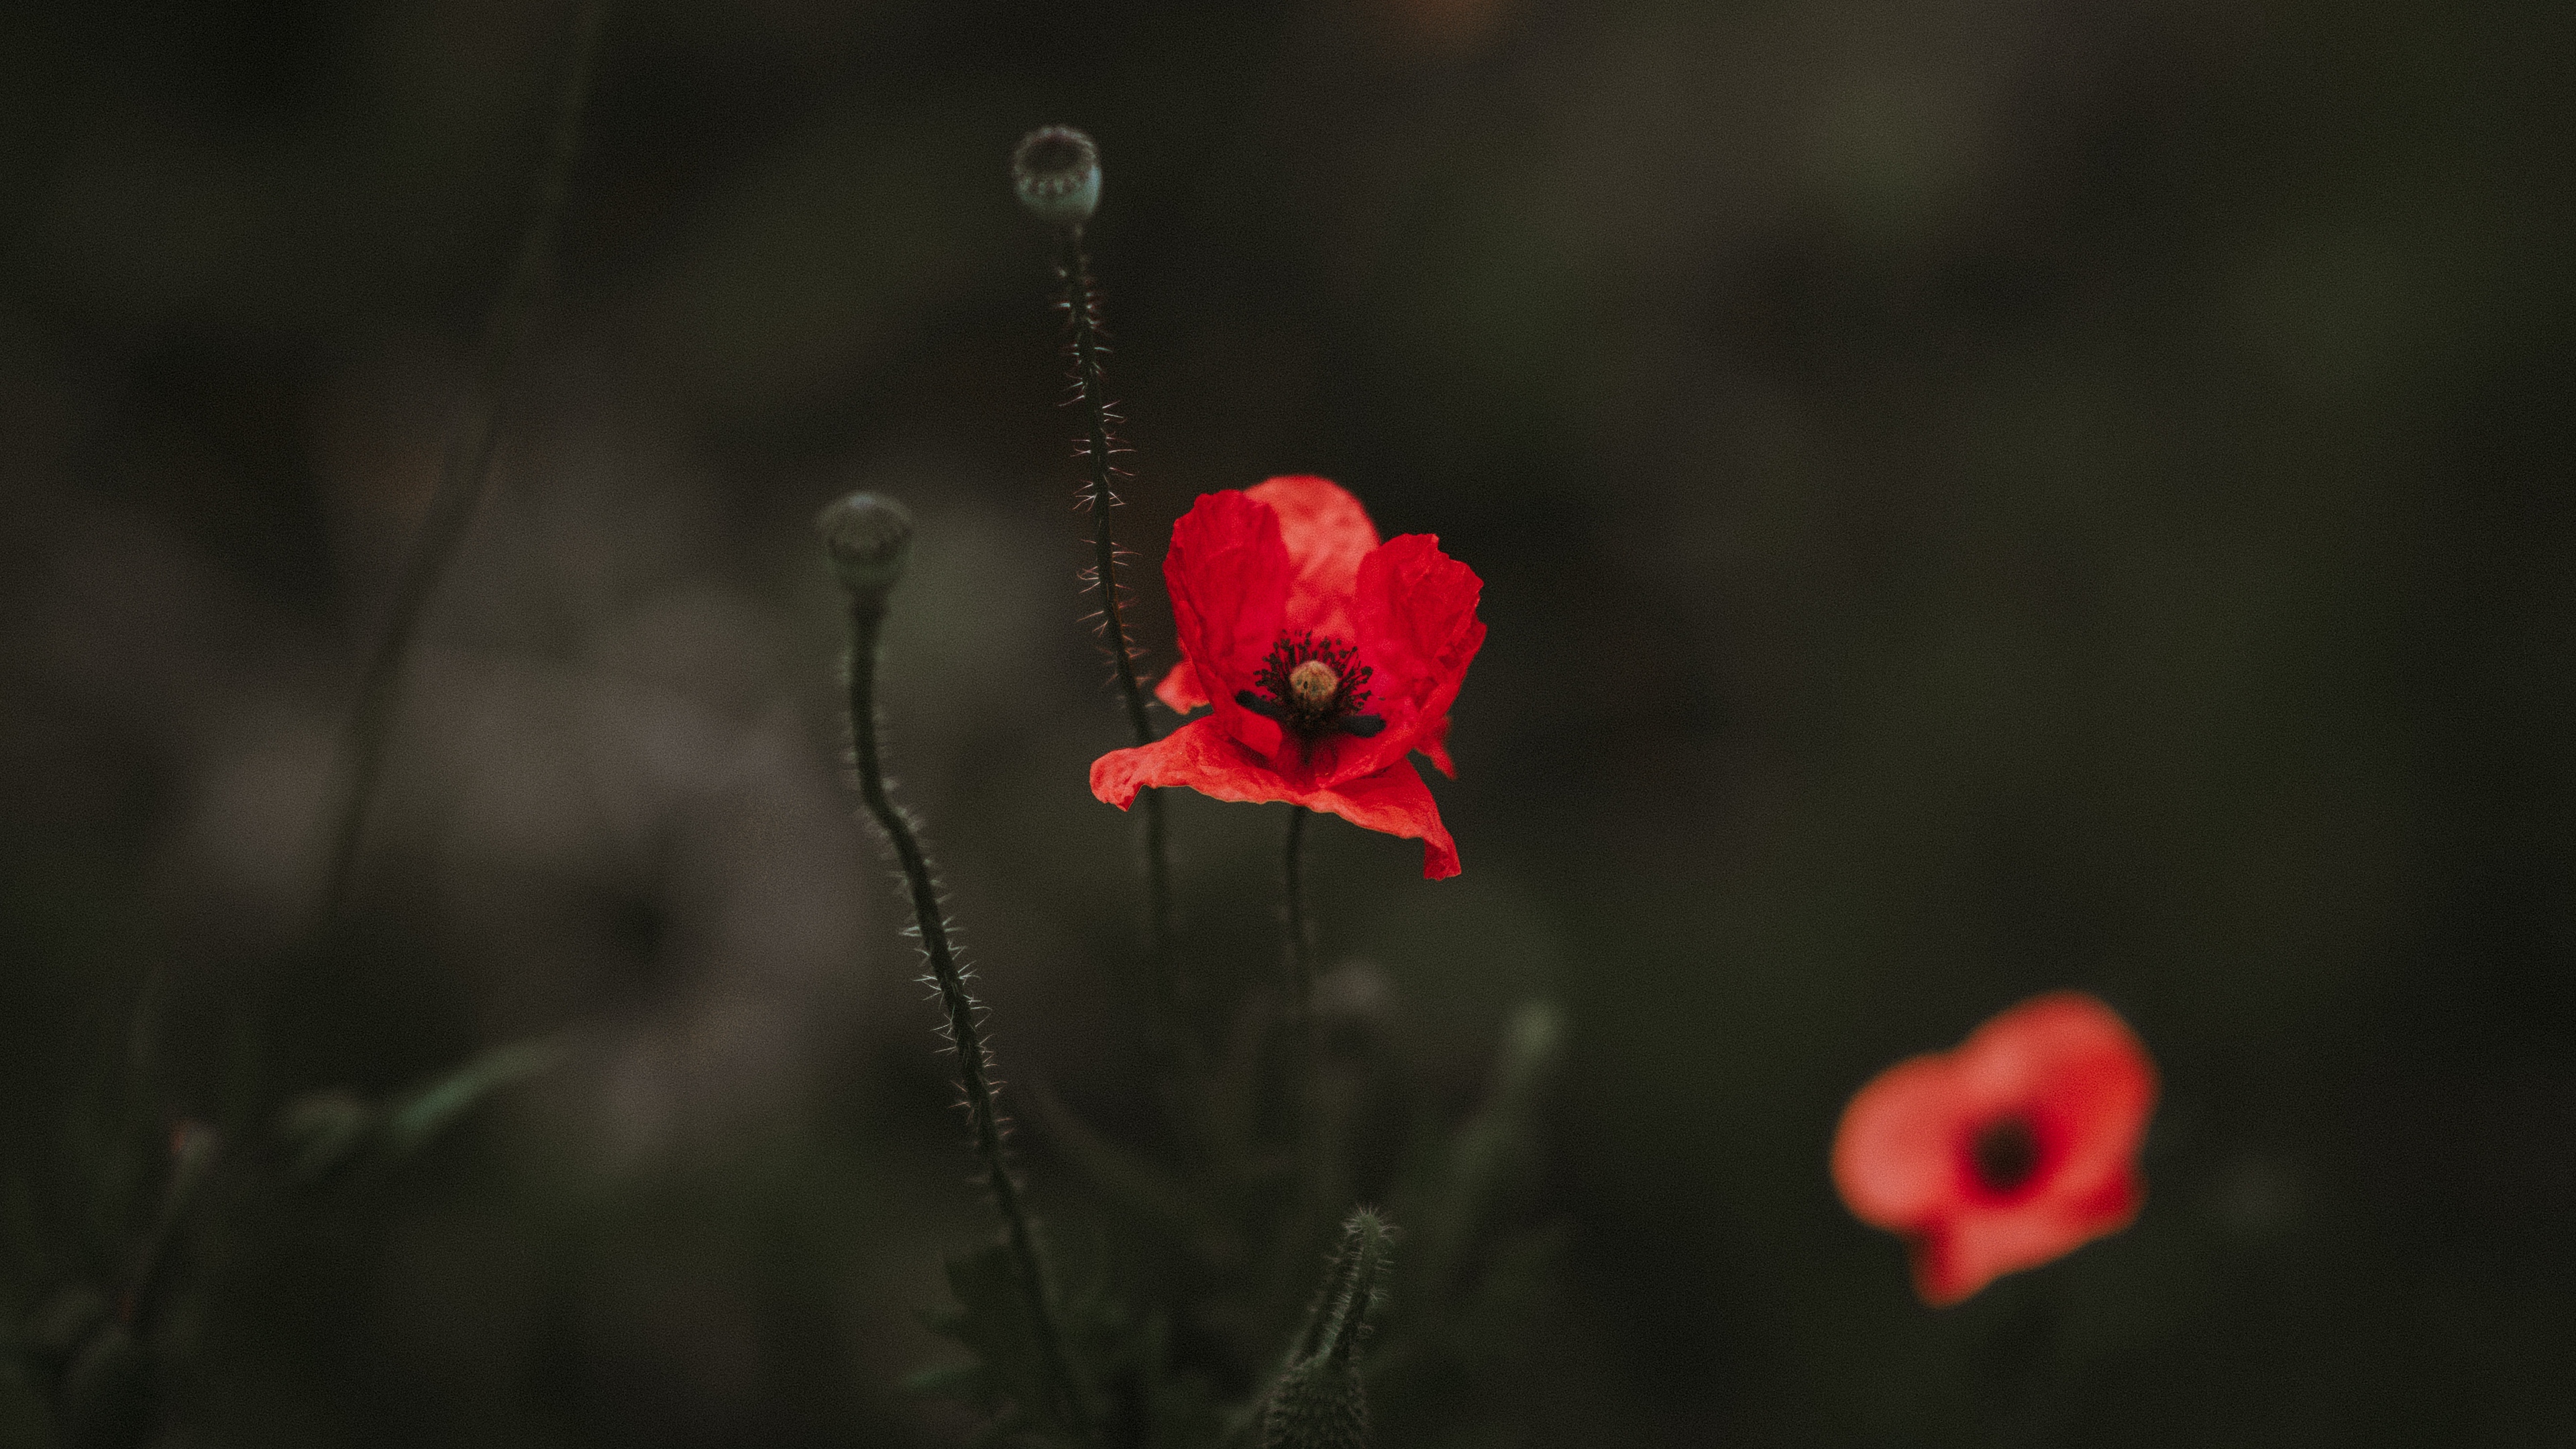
(1247, 474, 1381, 639)
(1311, 755, 1459, 880)
(1919, 1162, 2141, 1307)
(1831, 991, 2157, 1307)
(1951, 992, 2157, 1208)
(1165, 490, 1293, 759)
(1090, 718, 1461, 879)
(1831, 1053, 1970, 1226)
(1334, 534, 1485, 784)
(1154, 659, 1209, 714)
(1417, 714, 1456, 778)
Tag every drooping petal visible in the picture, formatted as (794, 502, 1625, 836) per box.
(1247, 474, 1380, 639)
(1329, 534, 1486, 786)
(1311, 755, 1459, 879)
(1090, 718, 1460, 879)
(1416, 713, 1456, 778)
(1091, 716, 1270, 810)
(1164, 490, 1293, 760)
(1154, 659, 1209, 714)
(1916, 1155, 2141, 1306)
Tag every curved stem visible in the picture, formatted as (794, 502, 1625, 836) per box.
(1058, 225, 1175, 1004)
(844, 597, 1090, 1438)
(315, 0, 612, 926)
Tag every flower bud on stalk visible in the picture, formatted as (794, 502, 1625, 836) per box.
(1012, 123, 1179, 1000)
(1263, 1356, 1368, 1449)
(1013, 125, 1102, 225)
(1265, 1208, 1392, 1448)
(814, 491, 914, 605)
(817, 490, 1089, 1436)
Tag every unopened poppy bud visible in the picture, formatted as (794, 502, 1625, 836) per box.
(1012, 125, 1101, 225)
(1263, 1355, 1369, 1449)
(815, 492, 914, 598)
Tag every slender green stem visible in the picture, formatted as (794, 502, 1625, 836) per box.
(315, 0, 612, 926)
(1057, 225, 1175, 1002)
(1281, 804, 1326, 1202)
(844, 596, 1089, 1438)
(1283, 806, 1314, 1028)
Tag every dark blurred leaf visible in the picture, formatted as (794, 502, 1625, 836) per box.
(896, 1360, 982, 1399)
(272, 1036, 564, 1189)
(1028, 1079, 1236, 1260)
(910, 1242, 1072, 1438)
(56, 1320, 148, 1449)
(25, 1286, 110, 1368)
(378, 1038, 565, 1159)
(1395, 1002, 1560, 1313)
(912, 1236, 1228, 1448)
(270, 1091, 377, 1187)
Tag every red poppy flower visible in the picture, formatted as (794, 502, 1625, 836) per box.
(1091, 475, 1483, 879)
(1831, 990, 2158, 1306)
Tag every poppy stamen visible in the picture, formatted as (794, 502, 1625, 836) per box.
(1240, 631, 1383, 741)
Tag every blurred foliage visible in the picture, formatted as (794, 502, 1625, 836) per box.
(1, 0, 2571, 1444)
(5, 1021, 565, 1446)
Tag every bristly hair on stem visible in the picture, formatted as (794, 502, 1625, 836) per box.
(1263, 1208, 1393, 1449)
(1016, 124, 1177, 1010)
(313, 0, 614, 930)
(818, 492, 1092, 1439)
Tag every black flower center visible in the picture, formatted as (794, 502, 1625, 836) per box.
(1969, 1114, 2043, 1193)
(1238, 631, 1385, 741)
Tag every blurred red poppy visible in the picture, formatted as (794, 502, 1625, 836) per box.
(1831, 990, 2159, 1306)
(1092, 475, 1483, 878)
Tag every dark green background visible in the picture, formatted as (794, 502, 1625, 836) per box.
(3, 0, 2571, 1442)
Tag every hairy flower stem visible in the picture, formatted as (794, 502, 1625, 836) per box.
(842, 592, 1089, 1440)
(315, 0, 611, 928)
(1057, 225, 1175, 1006)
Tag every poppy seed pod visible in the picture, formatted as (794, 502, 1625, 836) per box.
(1013, 125, 1102, 225)
(815, 492, 914, 599)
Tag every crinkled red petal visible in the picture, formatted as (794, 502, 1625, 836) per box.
(1417, 713, 1456, 778)
(1154, 659, 1208, 714)
(1163, 490, 1292, 760)
(1328, 533, 1485, 786)
(1090, 717, 1460, 879)
(1246, 475, 1380, 640)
